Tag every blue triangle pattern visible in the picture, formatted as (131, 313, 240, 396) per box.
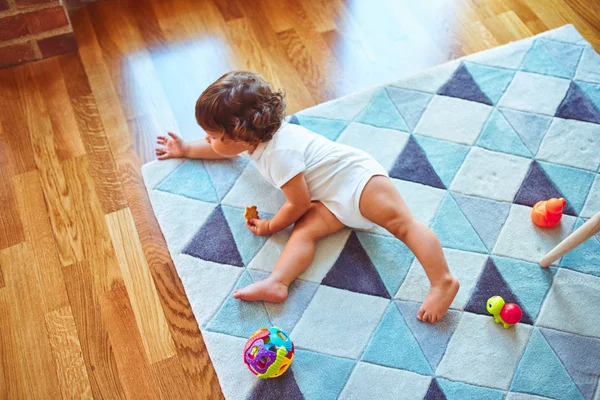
(556, 81, 600, 124)
(476, 109, 532, 157)
(513, 161, 577, 216)
(205, 271, 272, 337)
(437, 378, 505, 400)
(385, 86, 432, 131)
(499, 108, 552, 155)
(521, 39, 572, 79)
(355, 88, 410, 131)
(357, 232, 414, 297)
(541, 328, 600, 400)
(492, 256, 556, 321)
(539, 39, 585, 78)
(560, 218, 600, 277)
(221, 206, 269, 266)
(389, 135, 446, 189)
(182, 206, 244, 267)
(576, 80, 600, 112)
(157, 160, 218, 203)
(438, 63, 492, 105)
(293, 349, 356, 400)
(538, 161, 596, 215)
(295, 115, 350, 141)
(413, 135, 470, 187)
(464, 258, 533, 324)
(451, 192, 510, 251)
(249, 369, 304, 400)
(204, 157, 249, 201)
(430, 193, 488, 253)
(424, 379, 446, 400)
(321, 232, 390, 298)
(288, 114, 300, 125)
(510, 329, 585, 400)
(362, 303, 433, 375)
(396, 301, 461, 370)
(464, 62, 515, 104)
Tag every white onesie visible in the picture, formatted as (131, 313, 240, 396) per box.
(247, 122, 388, 229)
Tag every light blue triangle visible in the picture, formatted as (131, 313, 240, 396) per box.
(576, 80, 600, 112)
(205, 157, 249, 201)
(464, 62, 516, 104)
(477, 109, 531, 157)
(521, 39, 571, 79)
(451, 193, 511, 251)
(437, 378, 504, 400)
(356, 88, 410, 132)
(575, 46, 600, 84)
(492, 256, 556, 321)
(510, 329, 584, 400)
(430, 193, 487, 253)
(385, 87, 432, 131)
(293, 349, 356, 400)
(362, 303, 432, 375)
(539, 39, 585, 78)
(396, 301, 461, 370)
(221, 206, 270, 266)
(295, 115, 349, 141)
(157, 160, 218, 203)
(560, 218, 600, 277)
(356, 232, 414, 297)
(413, 135, 470, 187)
(205, 271, 272, 338)
(538, 161, 596, 215)
(499, 108, 552, 155)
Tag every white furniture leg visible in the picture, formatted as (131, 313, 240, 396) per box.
(539, 212, 600, 268)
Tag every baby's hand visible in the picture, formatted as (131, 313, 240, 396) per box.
(156, 132, 185, 160)
(246, 218, 271, 236)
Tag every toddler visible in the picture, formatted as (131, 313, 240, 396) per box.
(155, 71, 459, 323)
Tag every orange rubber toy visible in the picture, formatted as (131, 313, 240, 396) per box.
(531, 198, 566, 228)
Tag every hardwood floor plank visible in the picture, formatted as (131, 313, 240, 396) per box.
(212, 0, 243, 22)
(462, 20, 501, 54)
(63, 261, 127, 399)
(99, 284, 162, 400)
(61, 155, 124, 292)
(35, 58, 87, 161)
(0, 289, 24, 399)
(12, 170, 69, 312)
(115, 150, 223, 399)
(0, 262, 4, 289)
(59, 53, 128, 215)
(45, 306, 94, 400)
(482, 10, 534, 44)
(106, 208, 176, 364)
(0, 69, 36, 176)
(69, 7, 132, 155)
(0, 243, 62, 398)
(0, 166, 24, 251)
(151, 356, 196, 400)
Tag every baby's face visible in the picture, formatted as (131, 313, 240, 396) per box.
(205, 131, 250, 157)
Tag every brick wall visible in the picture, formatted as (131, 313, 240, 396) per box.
(0, 0, 77, 68)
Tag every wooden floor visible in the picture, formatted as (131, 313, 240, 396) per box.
(0, 0, 598, 398)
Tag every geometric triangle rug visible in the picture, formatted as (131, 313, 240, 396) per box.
(143, 25, 600, 399)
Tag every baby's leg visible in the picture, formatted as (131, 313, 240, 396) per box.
(234, 202, 345, 302)
(360, 176, 459, 323)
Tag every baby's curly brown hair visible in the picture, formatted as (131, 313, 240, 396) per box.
(195, 71, 286, 146)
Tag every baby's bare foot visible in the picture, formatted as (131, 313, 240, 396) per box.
(233, 278, 288, 303)
(416, 277, 459, 323)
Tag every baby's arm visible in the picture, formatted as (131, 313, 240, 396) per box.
(247, 173, 311, 235)
(156, 132, 227, 160)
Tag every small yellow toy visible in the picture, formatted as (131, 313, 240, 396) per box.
(486, 296, 523, 329)
(244, 206, 258, 221)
